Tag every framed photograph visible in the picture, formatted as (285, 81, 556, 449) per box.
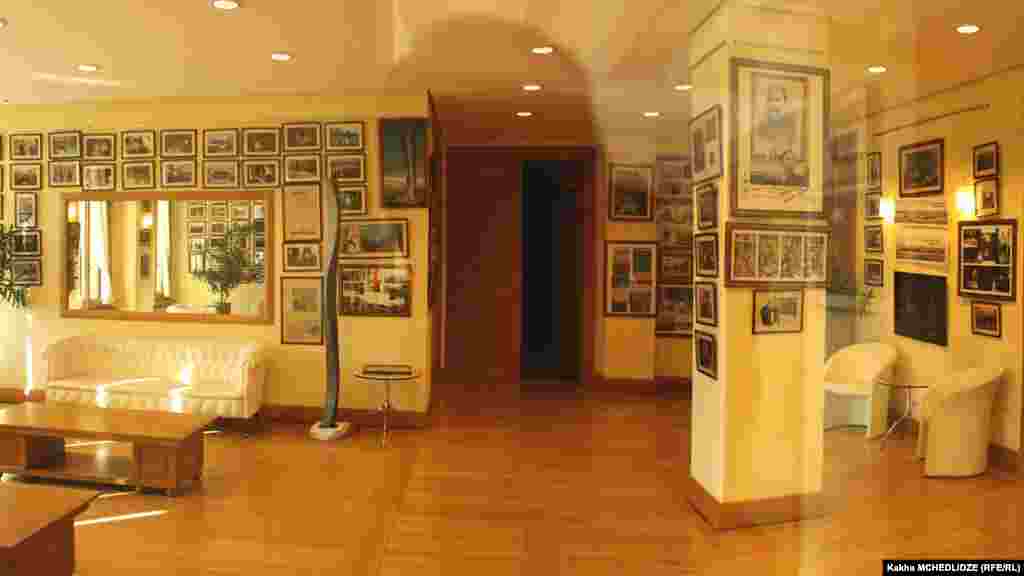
(11, 260, 42, 287)
(204, 129, 239, 157)
(658, 246, 692, 284)
(725, 222, 830, 287)
(11, 229, 42, 257)
(895, 196, 948, 225)
(694, 233, 719, 278)
(203, 160, 240, 188)
(731, 59, 830, 218)
(752, 289, 804, 334)
(189, 237, 206, 255)
(49, 131, 81, 160)
(864, 259, 884, 287)
(973, 141, 999, 179)
(284, 155, 322, 183)
(895, 225, 948, 270)
(16, 193, 37, 228)
(161, 159, 197, 188)
(242, 159, 281, 188)
(160, 129, 197, 158)
(327, 154, 366, 183)
(864, 192, 881, 220)
(339, 219, 409, 259)
(337, 185, 368, 216)
(380, 118, 429, 208)
(654, 156, 690, 197)
(283, 123, 322, 153)
(189, 253, 205, 274)
(253, 201, 265, 221)
(187, 201, 207, 220)
(243, 128, 280, 156)
(284, 242, 323, 272)
(696, 181, 718, 230)
(209, 222, 227, 236)
(655, 194, 692, 247)
(187, 221, 206, 236)
(82, 134, 116, 161)
(604, 241, 658, 317)
(10, 133, 42, 161)
(11, 164, 42, 190)
(971, 301, 1002, 338)
(695, 331, 717, 380)
(123, 161, 156, 190)
(82, 163, 116, 191)
(325, 121, 365, 152)
(339, 262, 412, 317)
(656, 285, 693, 337)
(609, 164, 653, 221)
(121, 130, 156, 159)
(866, 151, 882, 188)
(208, 201, 228, 221)
(975, 178, 999, 218)
(229, 202, 251, 221)
(694, 281, 717, 327)
(283, 184, 323, 242)
(49, 160, 81, 188)
(864, 225, 884, 254)
(281, 277, 325, 345)
(690, 105, 723, 183)
(898, 139, 944, 197)
(958, 219, 1016, 301)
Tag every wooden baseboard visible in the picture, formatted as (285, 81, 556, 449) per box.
(263, 404, 430, 428)
(0, 388, 44, 403)
(590, 377, 691, 396)
(685, 475, 827, 530)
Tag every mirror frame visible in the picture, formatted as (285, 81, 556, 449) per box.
(60, 189, 275, 325)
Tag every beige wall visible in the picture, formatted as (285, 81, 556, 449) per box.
(0, 95, 432, 412)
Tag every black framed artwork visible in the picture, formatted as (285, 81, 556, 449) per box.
(973, 141, 999, 180)
(695, 181, 718, 230)
(689, 104, 723, 184)
(958, 219, 1016, 302)
(971, 301, 1001, 338)
(898, 139, 944, 197)
(694, 233, 719, 278)
(695, 330, 717, 380)
(975, 178, 999, 218)
(608, 164, 654, 221)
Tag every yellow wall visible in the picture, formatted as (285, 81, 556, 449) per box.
(0, 95, 432, 412)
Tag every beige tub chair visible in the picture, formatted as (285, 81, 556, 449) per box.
(823, 342, 899, 438)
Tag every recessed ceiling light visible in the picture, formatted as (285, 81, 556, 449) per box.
(77, 64, 100, 73)
(956, 24, 980, 35)
(643, 111, 661, 118)
(673, 84, 693, 92)
(212, 0, 240, 9)
(867, 65, 887, 74)
(531, 46, 554, 55)
(516, 111, 533, 117)
(271, 52, 292, 62)
(522, 84, 542, 92)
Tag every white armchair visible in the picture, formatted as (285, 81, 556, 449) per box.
(823, 343, 899, 438)
(915, 366, 1003, 477)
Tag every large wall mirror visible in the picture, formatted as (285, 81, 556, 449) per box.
(61, 190, 274, 324)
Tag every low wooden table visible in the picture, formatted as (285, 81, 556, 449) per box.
(0, 404, 215, 496)
(0, 483, 98, 575)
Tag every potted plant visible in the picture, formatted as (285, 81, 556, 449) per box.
(191, 223, 256, 314)
(0, 224, 29, 309)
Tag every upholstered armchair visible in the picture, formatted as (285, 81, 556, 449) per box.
(823, 342, 899, 438)
(915, 366, 1004, 477)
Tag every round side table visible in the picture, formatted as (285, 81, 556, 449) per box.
(353, 368, 420, 446)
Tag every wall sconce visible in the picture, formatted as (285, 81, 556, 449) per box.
(956, 187, 976, 218)
(879, 197, 895, 223)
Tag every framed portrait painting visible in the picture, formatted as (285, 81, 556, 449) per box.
(605, 241, 658, 317)
(899, 139, 944, 197)
(958, 219, 1016, 301)
(725, 222, 830, 287)
(973, 142, 999, 180)
(609, 164, 654, 221)
(695, 330, 717, 380)
(655, 285, 693, 338)
(752, 289, 803, 334)
(690, 105, 723, 184)
(694, 233, 718, 278)
(971, 301, 1001, 338)
(281, 277, 324, 345)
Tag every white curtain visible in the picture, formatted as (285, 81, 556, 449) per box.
(156, 200, 172, 297)
(88, 201, 112, 305)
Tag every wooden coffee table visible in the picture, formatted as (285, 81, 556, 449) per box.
(0, 404, 215, 496)
(0, 483, 98, 575)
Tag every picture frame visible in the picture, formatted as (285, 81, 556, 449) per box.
(337, 184, 368, 216)
(209, 222, 227, 236)
(654, 155, 690, 197)
(326, 154, 366, 183)
(11, 229, 42, 258)
(970, 301, 1002, 338)
(242, 159, 281, 188)
(281, 276, 325, 346)
(864, 259, 884, 287)
(161, 159, 197, 188)
(283, 123, 322, 153)
(654, 194, 692, 247)
(689, 104, 723, 184)
(695, 330, 717, 380)
(284, 155, 322, 184)
(604, 241, 658, 317)
(11, 259, 42, 287)
(160, 129, 197, 158)
(655, 285, 693, 338)
(658, 246, 692, 284)
(958, 219, 1016, 302)
(608, 163, 654, 221)
(696, 181, 718, 230)
(694, 281, 717, 327)
(725, 222, 831, 287)
(895, 225, 948, 271)
(122, 161, 156, 190)
(898, 139, 944, 197)
(10, 133, 42, 161)
(140, 253, 151, 279)
(379, 118, 429, 208)
(49, 131, 81, 160)
(283, 242, 323, 272)
(187, 201, 207, 221)
(866, 151, 882, 189)
(338, 218, 409, 259)
(730, 58, 830, 219)
(973, 141, 999, 180)
(864, 225, 884, 254)
(203, 160, 240, 189)
(752, 289, 804, 334)
(208, 201, 228, 221)
(82, 134, 116, 161)
(49, 160, 82, 188)
(864, 192, 882, 220)
(283, 184, 323, 243)
(894, 196, 948, 225)
(189, 237, 205, 254)
(189, 253, 205, 274)
(229, 202, 251, 221)
(694, 233, 719, 278)
(975, 178, 999, 218)
(243, 128, 281, 156)
(204, 129, 239, 158)
(11, 164, 42, 190)
(187, 221, 206, 236)
(339, 262, 413, 317)
(325, 121, 365, 152)
(82, 163, 116, 191)
(121, 130, 156, 159)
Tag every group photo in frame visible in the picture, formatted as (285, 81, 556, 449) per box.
(898, 139, 944, 197)
(339, 262, 413, 317)
(608, 163, 653, 221)
(655, 285, 693, 337)
(280, 277, 325, 346)
(11, 164, 43, 190)
(689, 105, 723, 184)
(970, 301, 1001, 338)
(731, 59, 830, 219)
(605, 241, 658, 317)
(973, 141, 999, 180)
(958, 219, 1016, 301)
(49, 160, 81, 188)
(11, 229, 42, 258)
(694, 281, 717, 327)
(752, 289, 804, 334)
(725, 222, 830, 287)
(338, 219, 409, 259)
(695, 330, 717, 380)
(82, 163, 116, 191)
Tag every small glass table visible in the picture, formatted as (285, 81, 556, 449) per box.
(353, 367, 421, 446)
(878, 381, 930, 446)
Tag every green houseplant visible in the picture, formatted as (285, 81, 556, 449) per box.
(191, 223, 257, 314)
(0, 224, 29, 309)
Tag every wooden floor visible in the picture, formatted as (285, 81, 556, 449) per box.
(5, 388, 1022, 575)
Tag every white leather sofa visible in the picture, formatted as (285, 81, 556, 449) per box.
(43, 335, 266, 419)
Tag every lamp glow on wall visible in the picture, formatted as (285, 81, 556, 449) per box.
(956, 186, 976, 218)
(879, 197, 895, 223)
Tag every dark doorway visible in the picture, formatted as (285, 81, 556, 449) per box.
(521, 160, 581, 381)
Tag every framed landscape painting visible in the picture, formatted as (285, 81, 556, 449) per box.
(380, 118, 429, 208)
(895, 225, 947, 270)
(605, 241, 658, 317)
(899, 139, 944, 197)
(609, 164, 654, 221)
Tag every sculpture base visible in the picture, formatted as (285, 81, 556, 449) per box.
(309, 421, 353, 441)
